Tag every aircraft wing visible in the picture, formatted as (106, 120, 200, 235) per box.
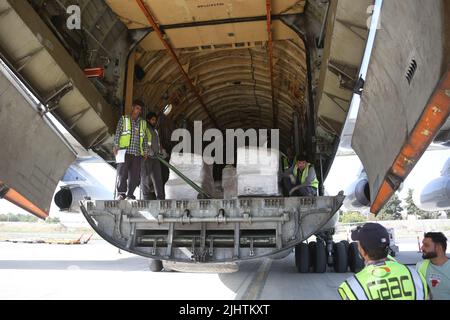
(352, 0, 450, 214)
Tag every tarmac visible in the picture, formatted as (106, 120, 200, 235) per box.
(0, 238, 425, 300)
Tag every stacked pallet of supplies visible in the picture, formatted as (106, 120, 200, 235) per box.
(236, 147, 280, 196)
(164, 153, 217, 199)
(222, 165, 237, 199)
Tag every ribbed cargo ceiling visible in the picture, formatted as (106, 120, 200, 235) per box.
(137, 40, 306, 137)
(106, 0, 306, 28)
(106, 0, 308, 146)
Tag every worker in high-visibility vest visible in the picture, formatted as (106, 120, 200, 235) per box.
(113, 100, 149, 200)
(287, 157, 319, 197)
(416, 232, 449, 300)
(338, 223, 428, 300)
(281, 147, 297, 196)
(281, 147, 297, 171)
(140, 111, 166, 200)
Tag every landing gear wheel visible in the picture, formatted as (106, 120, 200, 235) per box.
(313, 240, 327, 273)
(348, 242, 364, 273)
(295, 243, 309, 273)
(333, 242, 348, 273)
(308, 241, 316, 269)
(340, 240, 349, 255)
(148, 259, 163, 272)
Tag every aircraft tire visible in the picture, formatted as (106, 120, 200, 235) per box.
(308, 241, 316, 268)
(333, 242, 348, 273)
(295, 243, 309, 273)
(313, 240, 327, 273)
(340, 240, 349, 255)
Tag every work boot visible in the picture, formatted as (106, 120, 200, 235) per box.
(116, 193, 126, 200)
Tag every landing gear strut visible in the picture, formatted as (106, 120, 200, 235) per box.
(323, 230, 335, 267)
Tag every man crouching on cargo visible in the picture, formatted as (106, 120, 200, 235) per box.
(288, 156, 319, 197)
(113, 100, 149, 200)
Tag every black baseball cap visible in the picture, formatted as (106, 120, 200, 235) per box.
(351, 223, 390, 251)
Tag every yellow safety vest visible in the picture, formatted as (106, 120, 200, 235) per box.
(146, 126, 152, 144)
(118, 116, 147, 156)
(145, 126, 161, 150)
(338, 260, 428, 300)
(417, 259, 431, 280)
(293, 163, 319, 189)
(282, 155, 297, 170)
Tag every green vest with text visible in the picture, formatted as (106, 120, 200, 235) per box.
(293, 163, 319, 189)
(338, 260, 428, 300)
(118, 116, 147, 156)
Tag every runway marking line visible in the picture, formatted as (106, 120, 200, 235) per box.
(237, 258, 273, 300)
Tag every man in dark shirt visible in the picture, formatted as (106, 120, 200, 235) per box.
(113, 100, 148, 200)
(141, 111, 165, 200)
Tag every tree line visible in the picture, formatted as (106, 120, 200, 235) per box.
(0, 213, 60, 223)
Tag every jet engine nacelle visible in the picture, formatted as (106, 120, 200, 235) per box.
(54, 185, 112, 213)
(413, 176, 450, 212)
(343, 177, 371, 211)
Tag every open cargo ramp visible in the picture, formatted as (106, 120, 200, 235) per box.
(80, 195, 344, 263)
